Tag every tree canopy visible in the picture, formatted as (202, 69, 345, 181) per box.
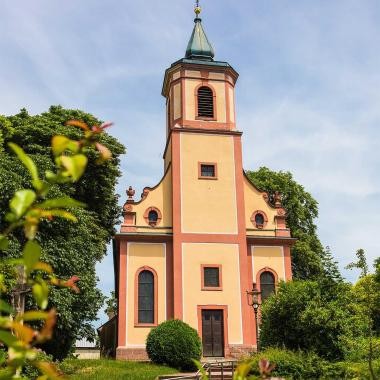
(246, 167, 342, 283)
(0, 106, 125, 359)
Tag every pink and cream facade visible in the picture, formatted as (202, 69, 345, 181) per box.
(114, 14, 295, 360)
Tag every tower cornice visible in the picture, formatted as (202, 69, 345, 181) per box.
(162, 59, 239, 98)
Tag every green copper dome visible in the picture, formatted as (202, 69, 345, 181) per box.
(185, 17, 215, 61)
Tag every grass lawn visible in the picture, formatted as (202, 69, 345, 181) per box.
(61, 359, 180, 380)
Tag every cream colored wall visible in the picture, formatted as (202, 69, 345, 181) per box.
(172, 71, 181, 81)
(133, 167, 173, 230)
(209, 72, 225, 80)
(173, 83, 181, 120)
(126, 243, 166, 346)
(181, 133, 238, 234)
(184, 78, 227, 123)
(185, 70, 201, 78)
(243, 176, 277, 236)
(228, 86, 235, 123)
(252, 246, 286, 281)
(182, 243, 243, 344)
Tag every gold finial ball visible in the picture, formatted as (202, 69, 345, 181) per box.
(194, 6, 201, 16)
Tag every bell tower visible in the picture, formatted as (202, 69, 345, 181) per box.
(161, 3, 253, 347)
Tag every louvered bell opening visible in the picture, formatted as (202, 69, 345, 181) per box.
(197, 86, 214, 118)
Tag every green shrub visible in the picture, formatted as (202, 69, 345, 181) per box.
(259, 281, 367, 361)
(321, 360, 380, 379)
(249, 348, 325, 379)
(249, 348, 380, 379)
(342, 336, 380, 362)
(146, 319, 202, 370)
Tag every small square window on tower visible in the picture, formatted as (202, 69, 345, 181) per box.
(201, 265, 222, 291)
(199, 162, 217, 179)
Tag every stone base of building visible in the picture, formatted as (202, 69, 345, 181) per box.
(116, 345, 255, 361)
(228, 345, 256, 359)
(116, 347, 149, 361)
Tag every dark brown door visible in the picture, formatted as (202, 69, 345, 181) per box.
(201, 310, 224, 357)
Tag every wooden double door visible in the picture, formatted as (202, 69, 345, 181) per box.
(201, 309, 224, 357)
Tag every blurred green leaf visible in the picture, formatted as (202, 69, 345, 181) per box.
(52, 135, 79, 156)
(24, 221, 38, 240)
(23, 241, 41, 275)
(41, 209, 77, 222)
(18, 310, 49, 322)
(45, 170, 57, 182)
(33, 281, 49, 310)
(0, 368, 14, 379)
(59, 154, 87, 181)
(0, 235, 9, 251)
(0, 300, 13, 314)
(8, 143, 42, 190)
(10, 190, 36, 219)
(33, 262, 53, 274)
(0, 330, 18, 346)
(37, 197, 85, 209)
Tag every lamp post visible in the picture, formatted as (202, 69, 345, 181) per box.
(247, 283, 261, 352)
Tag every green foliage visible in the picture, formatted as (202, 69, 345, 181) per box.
(259, 280, 366, 361)
(0, 106, 125, 360)
(343, 336, 380, 362)
(346, 248, 369, 277)
(375, 258, 380, 334)
(146, 319, 202, 371)
(249, 348, 324, 379)
(104, 291, 117, 315)
(0, 116, 118, 378)
(246, 167, 342, 283)
(22, 350, 55, 379)
(248, 348, 380, 380)
(59, 359, 178, 380)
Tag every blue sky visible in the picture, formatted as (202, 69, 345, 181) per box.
(1, 1, 379, 326)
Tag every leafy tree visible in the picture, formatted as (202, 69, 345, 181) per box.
(0, 119, 113, 377)
(105, 291, 117, 316)
(0, 106, 125, 360)
(246, 167, 341, 282)
(259, 280, 366, 361)
(348, 249, 380, 379)
(375, 258, 380, 334)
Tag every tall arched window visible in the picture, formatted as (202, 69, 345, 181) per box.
(260, 271, 275, 302)
(138, 270, 154, 324)
(197, 86, 214, 118)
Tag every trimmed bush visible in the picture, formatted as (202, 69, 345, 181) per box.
(146, 319, 202, 370)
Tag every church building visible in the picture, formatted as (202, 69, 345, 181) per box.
(113, 5, 295, 360)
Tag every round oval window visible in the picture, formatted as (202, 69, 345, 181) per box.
(148, 210, 158, 223)
(255, 213, 264, 226)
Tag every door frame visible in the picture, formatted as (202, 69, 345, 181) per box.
(197, 305, 229, 357)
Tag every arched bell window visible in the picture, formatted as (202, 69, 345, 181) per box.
(260, 271, 275, 302)
(138, 270, 154, 324)
(197, 86, 214, 118)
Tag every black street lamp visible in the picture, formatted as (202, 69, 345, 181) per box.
(247, 283, 261, 352)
